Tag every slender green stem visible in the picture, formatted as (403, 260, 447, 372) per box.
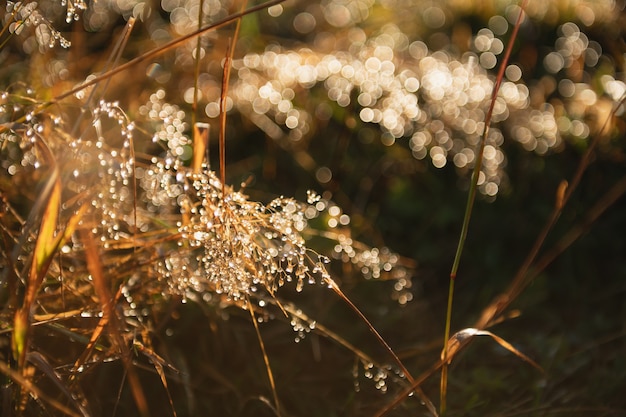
(440, 1, 528, 414)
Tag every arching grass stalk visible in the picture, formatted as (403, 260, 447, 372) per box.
(247, 296, 281, 416)
(324, 278, 438, 416)
(440, 1, 529, 414)
(70, 17, 136, 137)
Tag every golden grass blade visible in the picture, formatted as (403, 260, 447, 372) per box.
(79, 229, 150, 417)
(247, 295, 281, 417)
(33, 176, 60, 277)
(14, 136, 62, 369)
(442, 328, 543, 372)
(129, 134, 138, 243)
(219, 37, 233, 188)
(8, 155, 57, 280)
(476, 330, 542, 372)
(11, 309, 30, 371)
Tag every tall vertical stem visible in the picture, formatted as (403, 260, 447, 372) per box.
(440, 1, 528, 413)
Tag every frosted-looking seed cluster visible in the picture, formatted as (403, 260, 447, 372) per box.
(136, 93, 332, 304)
(1, 89, 408, 313)
(86, 100, 137, 244)
(159, 172, 333, 302)
(332, 233, 414, 304)
(300, 191, 415, 304)
(140, 89, 191, 158)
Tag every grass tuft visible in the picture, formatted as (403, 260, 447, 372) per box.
(1, 1, 625, 416)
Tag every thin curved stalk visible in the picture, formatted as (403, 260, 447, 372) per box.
(247, 296, 281, 416)
(218, 0, 248, 188)
(191, 0, 205, 131)
(325, 278, 437, 416)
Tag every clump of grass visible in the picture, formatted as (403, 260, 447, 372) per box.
(1, 1, 420, 415)
(2, 1, 626, 416)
